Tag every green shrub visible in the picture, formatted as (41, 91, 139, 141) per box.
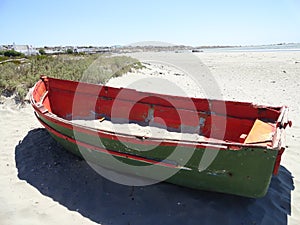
(39, 49, 46, 55)
(3, 50, 25, 57)
(66, 49, 73, 54)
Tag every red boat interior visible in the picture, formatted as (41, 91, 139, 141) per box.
(32, 77, 285, 145)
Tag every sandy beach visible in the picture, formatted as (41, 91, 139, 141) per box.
(1, 50, 300, 225)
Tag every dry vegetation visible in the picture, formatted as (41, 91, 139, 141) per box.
(0, 54, 143, 102)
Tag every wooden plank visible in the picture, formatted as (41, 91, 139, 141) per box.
(244, 119, 275, 144)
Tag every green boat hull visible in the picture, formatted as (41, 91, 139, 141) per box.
(39, 114, 278, 198)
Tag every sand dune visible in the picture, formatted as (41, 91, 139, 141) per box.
(1, 51, 299, 225)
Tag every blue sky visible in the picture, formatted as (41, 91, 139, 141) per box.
(0, 0, 299, 47)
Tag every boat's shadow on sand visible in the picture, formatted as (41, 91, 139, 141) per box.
(15, 128, 294, 225)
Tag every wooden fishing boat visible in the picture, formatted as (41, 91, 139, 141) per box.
(30, 76, 291, 198)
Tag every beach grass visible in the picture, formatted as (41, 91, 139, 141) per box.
(0, 54, 143, 102)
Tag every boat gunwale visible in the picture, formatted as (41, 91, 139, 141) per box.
(31, 99, 277, 151)
(45, 76, 284, 122)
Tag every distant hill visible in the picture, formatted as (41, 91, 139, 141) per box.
(127, 41, 177, 47)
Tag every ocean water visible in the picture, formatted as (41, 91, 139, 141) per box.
(200, 43, 300, 52)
